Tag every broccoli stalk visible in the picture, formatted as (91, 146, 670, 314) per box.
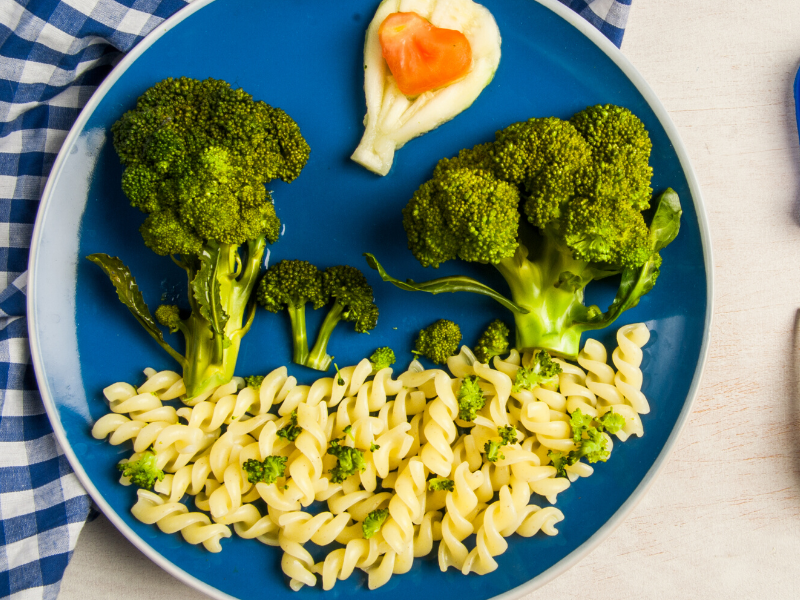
(366, 105, 681, 360)
(88, 77, 309, 400)
(305, 266, 378, 371)
(256, 260, 325, 365)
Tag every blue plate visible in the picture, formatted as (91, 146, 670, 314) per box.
(28, 0, 712, 598)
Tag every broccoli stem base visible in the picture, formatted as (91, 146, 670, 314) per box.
(181, 238, 265, 400)
(495, 233, 598, 360)
(305, 303, 344, 371)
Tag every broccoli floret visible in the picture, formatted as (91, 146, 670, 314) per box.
(428, 477, 455, 492)
(244, 375, 265, 390)
(362, 508, 389, 539)
(276, 410, 301, 442)
(304, 265, 378, 371)
(117, 452, 164, 490)
(327, 435, 366, 483)
(370, 442, 380, 452)
(597, 410, 626, 434)
(90, 77, 310, 400)
(498, 425, 518, 445)
(402, 168, 520, 269)
(473, 319, 510, 364)
(457, 375, 486, 421)
(368, 105, 680, 359)
(155, 304, 182, 334)
(414, 319, 462, 364)
(242, 456, 287, 484)
(256, 260, 325, 365)
(512, 350, 563, 392)
(369, 347, 396, 374)
(550, 409, 614, 477)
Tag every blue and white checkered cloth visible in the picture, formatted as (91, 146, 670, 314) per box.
(0, 0, 630, 597)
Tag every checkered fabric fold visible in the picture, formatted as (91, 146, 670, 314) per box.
(0, 0, 630, 598)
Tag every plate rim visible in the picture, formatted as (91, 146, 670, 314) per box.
(27, 0, 714, 598)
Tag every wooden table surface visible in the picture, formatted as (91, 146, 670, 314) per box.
(58, 1, 800, 598)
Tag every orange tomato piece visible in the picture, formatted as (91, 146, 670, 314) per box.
(378, 12, 472, 97)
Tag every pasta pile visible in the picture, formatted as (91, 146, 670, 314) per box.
(92, 322, 651, 590)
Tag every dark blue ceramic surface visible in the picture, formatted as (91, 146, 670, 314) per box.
(29, 0, 711, 598)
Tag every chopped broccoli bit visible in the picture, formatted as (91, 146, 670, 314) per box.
(484, 426, 518, 463)
(498, 425, 518, 445)
(328, 435, 366, 483)
(367, 105, 681, 359)
(473, 319, 510, 364)
(277, 410, 301, 442)
(117, 452, 164, 489)
(242, 455, 287, 484)
(370, 442, 380, 452)
(244, 375, 264, 390)
(569, 409, 594, 443)
(362, 508, 389, 539)
(512, 350, 563, 392)
(369, 347, 396, 373)
(457, 375, 486, 422)
(428, 477, 455, 492)
(414, 319, 461, 364)
(597, 410, 626, 434)
(550, 408, 614, 477)
(484, 440, 505, 462)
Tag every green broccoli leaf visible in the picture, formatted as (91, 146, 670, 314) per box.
(87, 254, 185, 366)
(192, 242, 229, 335)
(364, 253, 529, 314)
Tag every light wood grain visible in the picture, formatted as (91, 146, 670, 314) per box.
(58, 1, 800, 598)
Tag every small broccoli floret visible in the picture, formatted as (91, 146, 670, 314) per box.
(327, 436, 366, 483)
(512, 350, 563, 392)
(242, 456, 287, 484)
(117, 452, 164, 489)
(257, 260, 325, 365)
(597, 410, 626, 435)
(473, 319, 510, 364)
(244, 375, 265, 390)
(277, 410, 301, 442)
(569, 104, 653, 211)
(155, 304, 182, 333)
(484, 425, 518, 462)
(550, 408, 614, 477)
(498, 425, 518, 445)
(457, 375, 486, 421)
(362, 508, 389, 539)
(428, 477, 455, 492)
(305, 265, 378, 371)
(370, 442, 380, 452)
(369, 347, 396, 374)
(414, 319, 462, 365)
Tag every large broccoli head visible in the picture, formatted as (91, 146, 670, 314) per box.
(112, 77, 310, 256)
